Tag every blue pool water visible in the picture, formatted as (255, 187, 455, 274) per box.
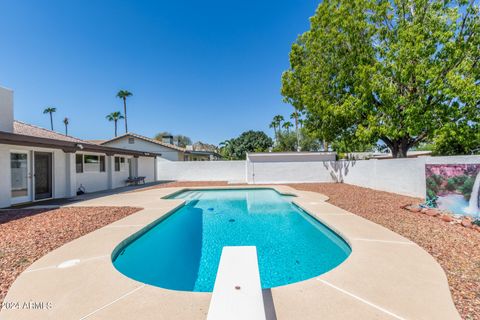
(112, 188, 351, 292)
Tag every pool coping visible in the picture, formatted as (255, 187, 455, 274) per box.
(0, 185, 460, 320)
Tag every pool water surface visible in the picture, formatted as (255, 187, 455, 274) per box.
(113, 188, 351, 292)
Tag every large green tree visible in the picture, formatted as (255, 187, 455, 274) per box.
(219, 131, 273, 160)
(282, 0, 480, 157)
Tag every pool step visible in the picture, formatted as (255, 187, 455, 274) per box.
(207, 246, 266, 320)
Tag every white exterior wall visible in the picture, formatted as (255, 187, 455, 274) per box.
(137, 156, 156, 183)
(104, 137, 183, 161)
(0, 144, 68, 207)
(246, 161, 333, 184)
(157, 160, 246, 182)
(75, 151, 110, 193)
(0, 87, 14, 133)
(156, 154, 479, 199)
(339, 158, 426, 198)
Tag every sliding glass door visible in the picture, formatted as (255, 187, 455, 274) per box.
(10, 151, 31, 204)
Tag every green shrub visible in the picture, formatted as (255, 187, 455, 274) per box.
(460, 176, 475, 199)
(446, 178, 456, 191)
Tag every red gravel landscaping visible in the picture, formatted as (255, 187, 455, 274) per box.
(0, 206, 140, 304)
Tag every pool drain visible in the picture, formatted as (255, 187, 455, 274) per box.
(229, 219, 235, 222)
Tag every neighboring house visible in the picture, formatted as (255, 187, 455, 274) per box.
(0, 87, 156, 208)
(100, 133, 221, 161)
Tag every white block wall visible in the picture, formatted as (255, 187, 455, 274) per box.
(156, 155, 480, 200)
(137, 156, 156, 183)
(157, 160, 246, 182)
(246, 161, 333, 184)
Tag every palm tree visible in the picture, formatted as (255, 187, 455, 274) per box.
(269, 121, 279, 142)
(219, 139, 235, 160)
(63, 117, 69, 135)
(106, 111, 124, 137)
(116, 90, 132, 133)
(291, 111, 301, 151)
(270, 115, 284, 144)
(282, 121, 293, 133)
(43, 107, 56, 131)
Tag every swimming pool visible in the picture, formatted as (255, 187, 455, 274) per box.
(112, 188, 351, 292)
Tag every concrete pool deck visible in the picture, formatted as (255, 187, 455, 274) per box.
(0, 186, 460, 320)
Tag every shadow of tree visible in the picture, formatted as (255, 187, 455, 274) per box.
(323, 159, 356, 183)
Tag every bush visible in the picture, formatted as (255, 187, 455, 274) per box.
(460, 176, 475, 200)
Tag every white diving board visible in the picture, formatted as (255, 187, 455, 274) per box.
(207, 246, 266, 320)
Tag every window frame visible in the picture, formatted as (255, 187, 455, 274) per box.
(76, 154, 83, 173)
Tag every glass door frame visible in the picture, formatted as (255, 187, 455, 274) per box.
(33, 151, 54, 201)
(10, 150, 32, 205)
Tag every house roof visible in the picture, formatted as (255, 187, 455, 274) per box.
(0, 122, 155, 157)
(14, 121, 86, 143)
(101, 132, 186, 152)
(86, 139, 107, 145)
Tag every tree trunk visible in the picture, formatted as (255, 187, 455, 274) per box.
(65, 125, 68, 136)
(114, 121, 118, 137)
(123, 98, 128, 133)
(50, 113, 53, 131)
(295, 118, 300, 152)
(387, 138, 410, 158)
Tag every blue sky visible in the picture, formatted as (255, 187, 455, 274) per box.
(0, 0, 318, 144)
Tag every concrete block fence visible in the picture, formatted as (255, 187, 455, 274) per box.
(156, 155, 480, 199)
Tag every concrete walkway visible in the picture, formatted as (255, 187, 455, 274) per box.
(0, 186, 460, 319)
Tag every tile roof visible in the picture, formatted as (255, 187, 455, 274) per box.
(85, 140, 107, 145)
(13, 121, 86, 143)
(101, 132, 186, 152)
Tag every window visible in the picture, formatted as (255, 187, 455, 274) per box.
(99, 156, 105, 172)
(128, 137, 135, 144)
(115, 157, 120, 171)
(84, 155, 99, 164)
(76, 154, 83, 173)
(84, 155, 100, 172)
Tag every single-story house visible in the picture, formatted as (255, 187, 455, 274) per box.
(0, 87, 157, 208)
(98, 133, 221, 161)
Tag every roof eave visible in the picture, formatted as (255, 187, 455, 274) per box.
(0, 131, 156, 157)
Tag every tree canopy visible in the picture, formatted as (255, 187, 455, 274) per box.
(219, 130, 273, 160)
(282, 0, 480, 157)
(154, 131, 192, 147)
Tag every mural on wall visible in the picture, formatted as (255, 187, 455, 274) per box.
(426, 164, 480, 218)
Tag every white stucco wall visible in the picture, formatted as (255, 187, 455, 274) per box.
(104, 137, 183, 161)
(0, 87, 14, 133)
(246, 160, 334, 184)
(0, 145, 68, 207)
(137, 156, 156, 183)
(157, 160, 246, 182)
(339, 158, 426, 198)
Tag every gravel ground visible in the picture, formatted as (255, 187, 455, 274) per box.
(0, 206, 140, 304)
(287, 183, 480, 320)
